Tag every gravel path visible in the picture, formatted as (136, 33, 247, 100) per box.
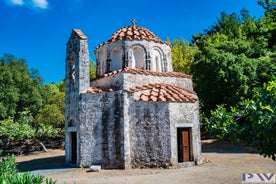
(15, 140, 276, 184)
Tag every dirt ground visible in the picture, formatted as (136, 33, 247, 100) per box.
(15, 139, 276, 184)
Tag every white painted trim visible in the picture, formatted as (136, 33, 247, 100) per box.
(67, 127, 77, 132)
(176, 123, 193, 128)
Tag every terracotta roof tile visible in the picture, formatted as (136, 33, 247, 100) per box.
(128, 83, 198, 102)
(91, 67, 192, 82)
(95, 25, 170, 50)
(82, 87, 116, 94)
(139, 94, 149, 102)
(73, 29, 87, 40)
(159, 95, 167, 102)
(151, 90, 159, 97)
(150, 95, 158, 102)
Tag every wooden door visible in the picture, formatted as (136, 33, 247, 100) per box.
(71, 132, 77, 164)
(177, 128, 191, 162)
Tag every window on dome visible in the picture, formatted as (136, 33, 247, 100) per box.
(152, 49, 162, 72)
(98, 51, 106, 76)
(133, 47, 145, 69)
(111, 48, 122, 71)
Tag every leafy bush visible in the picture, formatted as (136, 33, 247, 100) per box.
(0, 118, 60, 144)
(0, 150, 17, 177)
(206, 76, 276, 160)
(35, 124, 59, 138)
(0, 150, 57, 184)
(0, 119, 35, 142)
(206, 105, 239, 142)
(36, 104, 64, 128)
(250, 78, 276, 160)
(2, 172, 45, 184)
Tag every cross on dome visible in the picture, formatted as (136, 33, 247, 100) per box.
(131, 19, 137, 27)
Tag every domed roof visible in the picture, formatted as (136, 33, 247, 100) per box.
(95, 20, 169, 50)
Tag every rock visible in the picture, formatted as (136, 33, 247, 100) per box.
(89, 165, 101, 172)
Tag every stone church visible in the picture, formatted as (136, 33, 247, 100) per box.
(65, 20, 203, 169)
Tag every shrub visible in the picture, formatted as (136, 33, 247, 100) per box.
(0, 150, 57, 184)
(0, 119, 35, 142)
(206, 105, 239, 142)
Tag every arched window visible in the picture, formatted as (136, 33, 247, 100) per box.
(152, 49, 162, 72)
(98, 51, 107, 76)
(166, 51, 172, 72)
(133, 46, 145, 69)
(68, 119, 76, 127)
(68, 54, 76, 82)
(111, 48, 122, 71)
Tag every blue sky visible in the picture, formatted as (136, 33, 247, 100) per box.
(0, 0, 264, 84)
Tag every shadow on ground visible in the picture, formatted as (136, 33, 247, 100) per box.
(16, 139, 258, 173)
(17, 155, 68, 172)
(202, 139, 257, 154)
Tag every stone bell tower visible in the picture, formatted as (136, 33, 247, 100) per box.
(65, 29, 90, 165)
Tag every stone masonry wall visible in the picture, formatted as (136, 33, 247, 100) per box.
(95, 40, 172, 76)
(91, 72, 193, 92)
(79, 91, 125, 169)
(123, 73, 193, 91)
(101, 92, 125, 169)
(169, 102, 203, 165)
(79, 93, 102, 167)
(65, 30, 90, 165)
(90, 72, 124, 90)
(128, 100, 172, 168)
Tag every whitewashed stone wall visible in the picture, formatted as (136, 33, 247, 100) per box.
(65, 30, 90, 165)
(91, 72, 193, 91)
(128, 100, 172, 168)
(87, 72, 200, 168)
(123, 73, 193, 90)
(78, 94, 103, 167)
(169, 102, 203, 165)
(79, 91, 125, 169)
(90, 72, 124, 90)
(125, 94, 202, 168)
(95, 40, 172, 76)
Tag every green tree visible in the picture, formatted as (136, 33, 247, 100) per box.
(90, 61, 96, 79)
(191, 8, 276, 115)
(169, 38, 197, 74)
(57, 80, 65, 93)
(206, 77, 276, 160)
(36, 83, 65, 129)
(36, 104, 64, 128)
(37, 81, 65, 128)
(208, 12, 243, 39)
(40, 84, 60, 105)
(0, 118, 35, 142)
(192, 32, 259, 114)
(206, 105, 239, 141)
(0, 66, 19, 119)
(250, 77, 276, 160)
(0, 54, 42, 120)
(258, 0, 276, 16)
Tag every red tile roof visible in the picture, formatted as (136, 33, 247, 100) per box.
(73, 29, 87, 40)
(82, 87, 114, 94)
(83, 83, 197, 102)
(83, 81, 197, 103)
(95, 25, 169, 50)
(127, 83, 198, 102)
(91, 67, 192, 82)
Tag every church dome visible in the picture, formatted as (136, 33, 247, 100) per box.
(94, 20, 173, 76)
(95, 20, 168, 50)
(107, 26, 164, 43)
